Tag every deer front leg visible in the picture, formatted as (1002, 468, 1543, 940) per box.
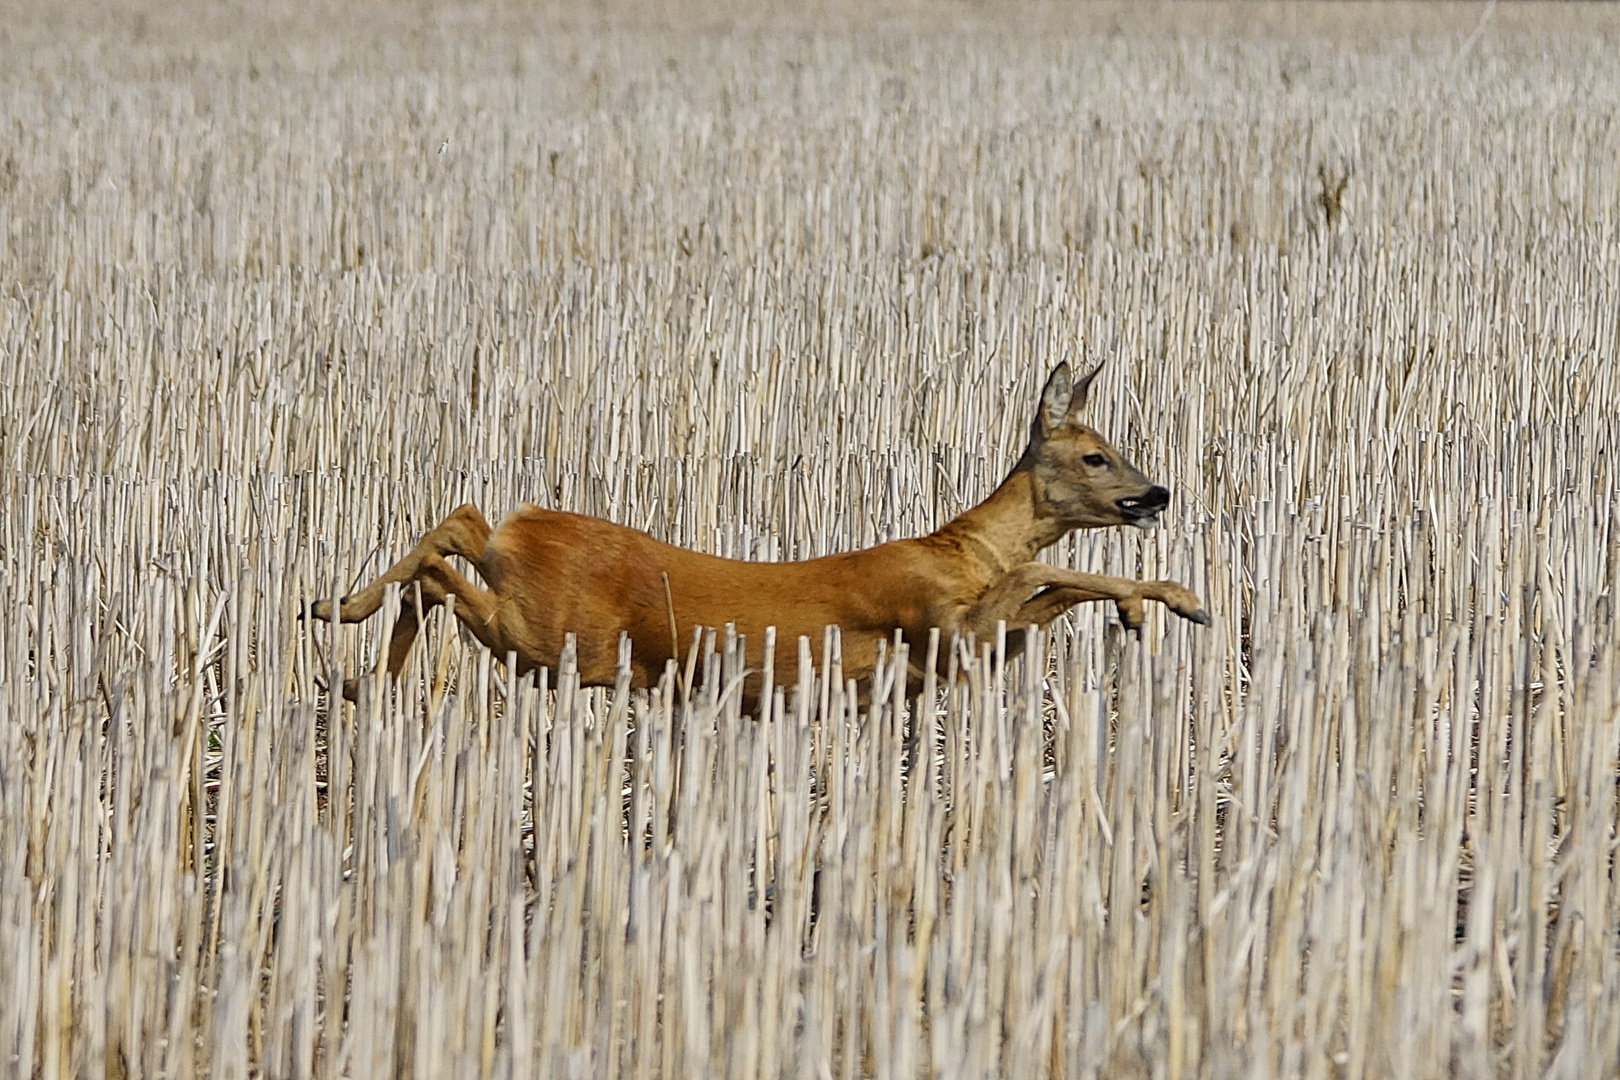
(964, 563, 1209, 639)
(1014, 580, 1211, 633)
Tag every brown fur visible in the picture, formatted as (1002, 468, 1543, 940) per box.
(308, 363, 1209, 702)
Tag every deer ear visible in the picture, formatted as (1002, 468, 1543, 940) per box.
(1037, 363, 1074, 437)
(1069, 358, 1106, 414)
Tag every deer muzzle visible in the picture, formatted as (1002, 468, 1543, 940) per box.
(1116, 485, 1170, 528)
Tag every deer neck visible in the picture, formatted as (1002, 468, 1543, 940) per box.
(932, 464, 1066, 575)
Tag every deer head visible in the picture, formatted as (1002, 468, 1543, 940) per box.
(1021, 360, 1170, 530)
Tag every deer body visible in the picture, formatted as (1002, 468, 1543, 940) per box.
(310, 364, 1209, 701)
(447, 505, 969, 687)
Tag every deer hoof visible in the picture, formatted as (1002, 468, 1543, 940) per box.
(1187, 608, 1212, 626)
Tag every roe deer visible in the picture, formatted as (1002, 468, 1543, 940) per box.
(307, 362, 1209, 703)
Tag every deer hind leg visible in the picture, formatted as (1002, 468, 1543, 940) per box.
(341, 553, 506, 702)
(379, 554, 504, 675)
(309, 503, 493, 623)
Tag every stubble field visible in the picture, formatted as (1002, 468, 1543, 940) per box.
(1, 2, 1617, 1077)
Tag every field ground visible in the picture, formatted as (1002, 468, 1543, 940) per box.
(1, 2, 1618, 1077)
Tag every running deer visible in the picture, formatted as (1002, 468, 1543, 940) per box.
(306, 362, 1209, 703)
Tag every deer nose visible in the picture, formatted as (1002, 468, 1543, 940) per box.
(1117, 486, 1170, 515)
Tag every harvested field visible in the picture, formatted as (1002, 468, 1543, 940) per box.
(1, 2, 1618, 1077)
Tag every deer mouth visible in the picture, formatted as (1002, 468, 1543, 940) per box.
(1116, 486, 1170, 528)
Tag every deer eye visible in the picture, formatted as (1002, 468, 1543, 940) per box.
(1083, 453, 1108, 468)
